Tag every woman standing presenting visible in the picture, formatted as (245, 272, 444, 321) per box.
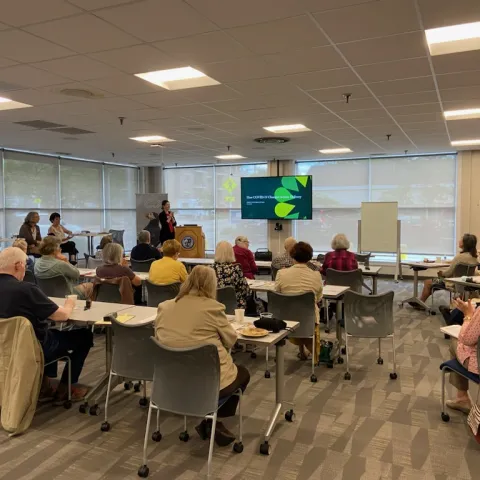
(159, 200, 176, 245)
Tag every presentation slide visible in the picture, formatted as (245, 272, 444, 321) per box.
(241, 176, 312, 220)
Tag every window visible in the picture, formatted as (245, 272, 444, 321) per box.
(295, 154, 456, 257)
(164, 163, 268, 251)
(0, 150, 139, 251)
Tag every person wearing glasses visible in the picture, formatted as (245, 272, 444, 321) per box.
(233, 236, 258, 280)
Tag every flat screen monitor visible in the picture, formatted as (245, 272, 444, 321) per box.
(240, 175, 312, 220)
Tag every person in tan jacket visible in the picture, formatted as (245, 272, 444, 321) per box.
(275, 241, 323, 361)
(155, 266, 250, 447)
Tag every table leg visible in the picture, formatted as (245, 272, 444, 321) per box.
(89, 237, 94, 256)
(336, 299, 344, 362)
(372, 276, 378, 295)
(402, 268, 430, 312)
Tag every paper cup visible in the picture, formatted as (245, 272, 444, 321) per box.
(235, 309, 245, 323)
(66, 294, 78, 302)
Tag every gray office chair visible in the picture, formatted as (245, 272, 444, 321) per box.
(137, 340, 243, 479)
(267, 290, 318, 382)
(271, 266, 280, 281)
(36, 275, 70, 297)
(355, 253, 373, 293)
(145, 280, 180, 307)
(130, 258, 155, 272)
(95, 283, 122, 303)
(109, 229, 125, 248)
(101, 317, 156, 432)
(343, 290, 396, 381)
(85, 255, 103, 269)
(432, 262, 477, 306)
(23, 269, 36, 284)
(216, 286, 237, 315)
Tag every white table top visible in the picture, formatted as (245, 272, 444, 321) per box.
(445, 276, 480, 287)
(50, 297, 131, 323)
(323, 285, 351, 298)
(402, 261, 450, 269)
(78, 268, 150, 282)
(359, 265, 381, 275)
(179, 257, 271, 268)
(74, 232, 110, 238)
(113, 305, 157, 326)
(440, 325, 461, 339)
(247, 279, 350, 299)
(227, 315, 299, 346)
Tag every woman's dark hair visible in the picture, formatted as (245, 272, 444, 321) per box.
(290, 241, 313, 263)
(161, 200, 169, 208)
(49, 212, 60, 223)
(461, 233, 477, 258)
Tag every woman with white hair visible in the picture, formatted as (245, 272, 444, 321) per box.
(320, 233, 358, 276)
(213, 241, 250, 308)
(233, 236, 258, 279)
(131, 230, 162, 262)
(155, 266, 250, 447)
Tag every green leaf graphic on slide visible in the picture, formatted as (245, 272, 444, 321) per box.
(274, 176, 310, 219)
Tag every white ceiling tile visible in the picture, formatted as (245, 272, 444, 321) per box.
(418, 0, 480, 29)
(86, 74, 160, 95)
(95, 0, 218, 43)
(145, 117, 201, 129)
(395, 113, 443, 124)
(289, 68, 361, 91)
(441, 86, 480, 103)
(154, 31, 251, 64)
(183, 113, 237, 124)
(432, 50, 480, 75)
(126, 91, 192, 108)
(204, 97, 266, 113)
(0, 56, 17, 68)
(339, 31, 427, 65)
(308, 84, 371, 103)
(0, 22, 10, 30)
(68, 0, 136, 9)
(369, 77, 436, 96)
(348, 116, 396, 128)
(323, 97, 381, 112)
(158, 103, 221, 118)
(94, 96, 148, 113)
(24, 14, 140, 54)
(260, 91, 317, 108)
(336, 108, 386, 120)
(32, 55, 123, 82)
(7, 88, 78, 106)
(436, 71, 480, 90)
(181, 85, 240, 103)
(263, 46, 347, 76)
(355, 58, 431, 83)
(387, 103, 442, 116)
(227, 15, 328, 55)
(0, 29, 73, 63)
(379, 91, 440, 107)
(314, 0, 419, 43)
(0, 64, 71, 89)
(227, 77, 297, 96)
(200, 57, 275, 83)
(0, 0, 82, 27)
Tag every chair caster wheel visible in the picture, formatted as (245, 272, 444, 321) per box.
(285, 409, 295, 422)
(151, 431, 162, 442)
(344, 372, 351, 380)
(444, 334, 451, 340)
(63, 400, 72, 409)
(327, 362, 334, 369)
(377, 358, 384, 365)
(250, 352, 257, 359)
(390, 372, 397, 380)
(139, 397, 148, 407)
(179, 431, 189, 442)
(337, 357, 344, 364)
(124, 382, 132, 390)
(137, 465, 149, 478)
(310, 374, 317, 383)
(89, 404, 100, 416)
(101, 421, 110, 432)
(441, 412, 450, 422)
(233, 442, 244, 453)
(341, 347, 346, 355)
(264, 371, 271, 379)
(134, 382, 141, 392)
(79, 402, 88, 414)
(259, 441, 271, 455)
(325, 328, 330, 334)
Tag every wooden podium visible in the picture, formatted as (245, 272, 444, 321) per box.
(176, 225, 205, 258)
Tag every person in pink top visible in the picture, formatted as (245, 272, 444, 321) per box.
(446, 297, 480, 414)
(233, 236, 258, 280)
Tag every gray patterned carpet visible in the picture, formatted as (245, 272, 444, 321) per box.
(1, 279, 479, 480)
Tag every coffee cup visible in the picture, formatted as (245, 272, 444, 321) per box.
(260, 312, 273, 320)
(235, 309, 245, 323)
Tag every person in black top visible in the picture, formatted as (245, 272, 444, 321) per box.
(0, 246, 93, 404)
(144, 212, 161, 248)
(131, 230, 163, 262)
(159, 200, 176, 245)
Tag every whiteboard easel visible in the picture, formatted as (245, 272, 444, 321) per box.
(358, 202, 401, 281)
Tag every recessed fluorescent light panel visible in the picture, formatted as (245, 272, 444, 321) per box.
(130, 135, 175, 143)
(451, 139, 480, 146)
(444, 108, 480, 120)
(135, 66, 220, 90)
(215, 154, 246, 160)
(319, 148, 352, 154)
(0, 96, 32, 111)
(263, 124, 311, 133)
(426, 21, 480, 56)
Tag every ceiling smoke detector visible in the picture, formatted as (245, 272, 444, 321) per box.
(254, 136, 290, 144)
(59, 88, 103, 99)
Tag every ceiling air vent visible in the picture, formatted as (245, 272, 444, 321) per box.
(254, 137, 290, 144)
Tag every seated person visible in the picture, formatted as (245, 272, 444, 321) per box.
(233, 236, 258, 279)
(155, 266, 249, 446)
(149, 239, 188, 285)
(95, 235, 113, 260)
(320, 233, 358, 277)
(131, 230, 162, 262)
(275, 241, 323, 360)
(212, 241, 250, 309)
(415, 233, 478, 307)
(12, 238, 34, 271)
(18, 211, 42, 256)
(0, 247, 93, 403)
(272, 236, 320, 272)
(48, 212, 78, 264)
(96, 243, 143, 304)
(445, 297, 480, 414)
(34, 237, 93, 300)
